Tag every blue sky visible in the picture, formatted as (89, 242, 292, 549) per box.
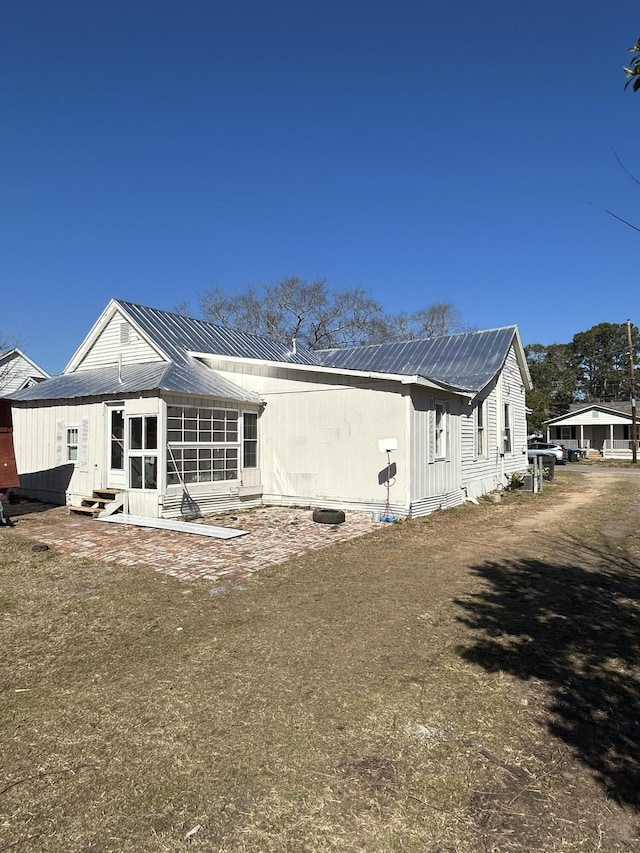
(2, 1, 639, 373)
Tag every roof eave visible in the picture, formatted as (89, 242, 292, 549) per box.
(188, 351, 472, 393)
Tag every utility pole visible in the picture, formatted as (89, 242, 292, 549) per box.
(627, 319, 637, 464)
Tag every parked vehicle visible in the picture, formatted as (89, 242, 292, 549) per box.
(527, 442, 566, 464)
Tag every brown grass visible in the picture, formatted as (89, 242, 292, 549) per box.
(2, 471, 640, 851)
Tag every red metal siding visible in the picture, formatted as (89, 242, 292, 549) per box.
(0, 401, 19, 489)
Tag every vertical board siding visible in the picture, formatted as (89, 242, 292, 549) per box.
(76, 312, 163, 371)
(409, 389, 461, 502)
(212, 361, 411, 511)
(12, 400, 108, 503)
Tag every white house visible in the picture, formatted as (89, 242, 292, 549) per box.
(0, 349, 50, 394)
(9, 300, 532, 518)
(545, 402, 638, 459)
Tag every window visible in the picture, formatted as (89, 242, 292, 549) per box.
(166, 405, 243, 486)
(503, 403, 512, 453)
(476, 400, 485, 457)
(434, 401, 446, 459)
(243, 412, 258, 468)
(128, 415, 158, 490)
(66, 427, 79, 462)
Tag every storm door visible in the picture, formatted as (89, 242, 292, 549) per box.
(107, 405, 126, 489)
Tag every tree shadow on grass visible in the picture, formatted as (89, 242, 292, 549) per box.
(456, 533, 640, 806)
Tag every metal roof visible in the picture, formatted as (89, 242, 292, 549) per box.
(316, 326, 518, 391)
(116, 303, 521, 391)
(117, 300, 323, 367)
(8, 360, 262, 404)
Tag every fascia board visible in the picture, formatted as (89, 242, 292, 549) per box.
(512, 327, 533, 391)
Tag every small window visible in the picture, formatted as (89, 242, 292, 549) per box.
(66, 427, 79, 462)
(476, 400, 485, 457)
(434, 401, 446, 459)
(243, 412, 258, 468)
(503, 403, 512, 453)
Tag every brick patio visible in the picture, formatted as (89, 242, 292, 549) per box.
(3, 500, 381, 583)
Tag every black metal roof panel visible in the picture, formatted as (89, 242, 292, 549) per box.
(8, 360, 262, 404)
(118, 301, 323, 366)
(316, 326, 517, 391)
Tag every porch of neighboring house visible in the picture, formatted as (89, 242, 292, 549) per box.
(547, 420, 637, 459)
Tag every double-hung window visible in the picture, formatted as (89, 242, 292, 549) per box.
(503, 403, 512, 453)
(434, 401, 447, 459)
(66, 427, 79, 462)
(243, 412, 258, 469)
(476, 400, 485, 457)
(129, 415, 158, 489)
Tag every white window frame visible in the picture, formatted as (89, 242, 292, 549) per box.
(503, 403, 512, 454)
(242, 411, 259, 469)
(166, 405, 241, 486)
(476, 399, 485, 458)
(434, 400, 447, 460)
(66, 426, 79, 463)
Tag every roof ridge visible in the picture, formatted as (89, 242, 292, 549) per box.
(318, 325, 516, 354)
(115, 299, 315, 352)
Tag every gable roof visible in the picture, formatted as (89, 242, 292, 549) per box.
(18, 300, 530, 402)
(0, 348, 50, 395)
(316, 326, 530, 392)
(546, 402, 634, 424)
(65, 299, 323, 373)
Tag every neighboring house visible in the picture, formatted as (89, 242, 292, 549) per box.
(0, 349, 50, 394)
(546, 402, 638, 459)
(8, 300, 532, 518)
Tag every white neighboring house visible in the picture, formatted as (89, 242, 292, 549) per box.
(0, 349, 50, 395)
(545, 402, 638, 459)
(8, 300, 532, 518)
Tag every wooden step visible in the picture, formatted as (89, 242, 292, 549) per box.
(69, 504, 102, 517)
(93, 489, 122, 501)
(69, 489, 124, 518)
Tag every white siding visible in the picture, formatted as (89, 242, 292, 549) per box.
(409, 388, 463, 505)
(460, 346, 528, 498)
(210, 360, 411, 515)
(0, 352, 48, 394)
(12, 399, 107, 503)
(74, 312, 163, 371)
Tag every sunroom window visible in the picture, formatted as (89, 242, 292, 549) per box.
(167, 405, 242, 485)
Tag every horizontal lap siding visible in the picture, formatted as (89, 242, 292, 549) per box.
(460, 347, 528, 498)
(77, 313, 163, 370)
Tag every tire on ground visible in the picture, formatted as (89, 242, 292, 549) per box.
(312, 508, 346, 525)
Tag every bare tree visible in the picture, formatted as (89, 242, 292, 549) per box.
(199, 279, 466, 349)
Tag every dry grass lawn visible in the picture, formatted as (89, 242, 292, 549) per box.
(2, 469, 640, 851)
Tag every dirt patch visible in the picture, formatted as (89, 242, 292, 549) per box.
(1, 469, 640, 851)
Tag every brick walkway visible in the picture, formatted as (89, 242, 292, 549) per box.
(3, 501, 380, 583)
